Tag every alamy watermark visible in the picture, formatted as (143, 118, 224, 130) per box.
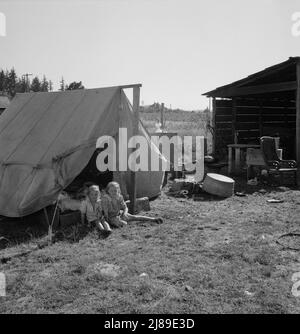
(291, 12, 300, 37)
(0, 12, 6, 37)
(0, 272, 6, 297)
(95, 128, 205, 182)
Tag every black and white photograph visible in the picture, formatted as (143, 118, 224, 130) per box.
(0, 0, 300, 317)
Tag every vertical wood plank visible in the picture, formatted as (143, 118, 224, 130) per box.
(212, 98, 216, 155)
(259, 99, 263, 138)
(228, 146, 233, 174)
(232, 98, 237, 143)
(129, 86, 140, 214)
(235, 147, 241, 173)
(296, 61, 300, 184)
(284, 99, 289, 130)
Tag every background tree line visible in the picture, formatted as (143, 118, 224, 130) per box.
(0, 68, 84, 98)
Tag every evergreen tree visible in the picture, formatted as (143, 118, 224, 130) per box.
(7, 68, 17, 96)
(15, 77, 27, 93)
(65, 81, 84, 90)
(30, 76, 41, 92)
(0, 67, 84, 96)
(0, 69, 5, 92)
(41, 75, 49, 92)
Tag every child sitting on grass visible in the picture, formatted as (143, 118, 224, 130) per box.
(80, 185, 112, 236)
(102, 181, 163, 227)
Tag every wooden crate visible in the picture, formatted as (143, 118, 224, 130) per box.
(59, 210, 81, 228)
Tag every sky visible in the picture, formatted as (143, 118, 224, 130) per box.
(0, 0, 300, 110)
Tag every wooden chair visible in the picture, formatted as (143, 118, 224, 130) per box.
(260, 136, 297, 186)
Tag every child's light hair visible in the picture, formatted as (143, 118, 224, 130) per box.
(88, 185, 100, 195)
(106, 181, 121, 195)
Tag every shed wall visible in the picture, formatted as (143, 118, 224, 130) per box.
(214, 97, 296, 158)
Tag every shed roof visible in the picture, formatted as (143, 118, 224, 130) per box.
(203, 57, 300, 99)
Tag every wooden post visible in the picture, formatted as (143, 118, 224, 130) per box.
(212, 98, 216, 155)
(235, 147, 241, 173)
(129, 86, 140, 214)
(296, 61, 300, 184)
(232, 98, 237, 144)
(161, 103, 165, 130)
(228, 146, 233, 174)
(259, 99, 263, 138)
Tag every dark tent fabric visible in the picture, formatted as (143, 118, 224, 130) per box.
(0, 87, 164, 217)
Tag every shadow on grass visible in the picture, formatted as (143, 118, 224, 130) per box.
(232, 176, 298, 196)
(0, 211, 49, 249)
(0, 206, 94, 250)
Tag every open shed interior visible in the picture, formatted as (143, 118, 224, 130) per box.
(214, 96, 296, 159)
(203, 57, 299, 160)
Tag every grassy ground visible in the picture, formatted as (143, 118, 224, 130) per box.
(1, 180, 300, 314)
(1, 111, 299, 313)
(140, 109, 211, 137)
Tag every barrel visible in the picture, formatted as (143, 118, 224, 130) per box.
(202, 173, 235, 198)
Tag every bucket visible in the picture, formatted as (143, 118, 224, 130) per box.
(202, 173, 235, 198)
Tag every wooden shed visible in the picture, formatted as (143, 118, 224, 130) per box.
(203, 57, 300, 162)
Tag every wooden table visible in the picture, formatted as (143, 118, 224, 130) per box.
(228, 144, 260, 174)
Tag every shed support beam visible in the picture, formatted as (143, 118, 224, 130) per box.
(212, 98, 216, 155)
(296, 62, 300, 185)
(232, 98, 237, 143)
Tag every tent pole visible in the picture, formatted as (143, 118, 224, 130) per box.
(129, 86, 140, 214)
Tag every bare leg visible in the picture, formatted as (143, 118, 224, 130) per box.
(109, 216, 127, 228)
(93, 220, 112, 237)
(95, 221, 105, 231)
(102, 221, 112, 232)
(124, 213, 163, 224)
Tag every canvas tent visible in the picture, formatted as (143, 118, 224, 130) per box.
(0, 86, 164, 217)
(0, 95, 10, 115)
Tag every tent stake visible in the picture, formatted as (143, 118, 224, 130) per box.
(43, 203, 59, 245)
